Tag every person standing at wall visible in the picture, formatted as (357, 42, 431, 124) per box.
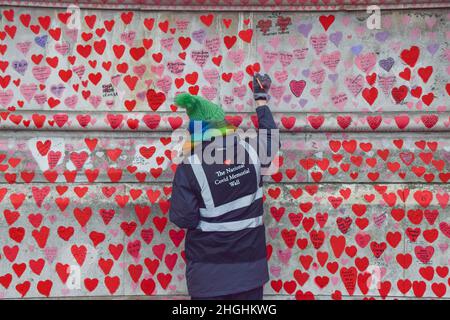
(168, 73, 279, 300)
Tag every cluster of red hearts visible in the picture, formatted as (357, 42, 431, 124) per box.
(266, 181, 449, 299)
(0, 111, 449, 132)
(1, 135, 448, 184)
(278, 137, 450, 184)
(0, 183, 181, 298)
(268, 138, 449, 299)
(0, 9, 447, 113)
(0, 180, 448, 298)
(1, 135, 448, 185)
(16, 136, 175, 182)
(0, 9, 261, 112)
(0, 133, 448, 299)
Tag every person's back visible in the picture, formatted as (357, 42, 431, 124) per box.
(169, 73, 278, 300)
(176, 130, 269, 297)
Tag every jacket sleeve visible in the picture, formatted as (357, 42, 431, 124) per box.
(256, 104, 277, 130)
(255, 104, 280, 173)
(168, 164, 201, 230)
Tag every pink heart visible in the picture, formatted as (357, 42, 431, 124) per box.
(355, 232, 370, 248)
(439, 222, 450, 238)
(55, 42, 70, 55)
(270, 266, 281, 277)
(121, 30, 136, 47)
(274, 70, 288, 83)
(355, 53, 376, 73)
(342, 16, 351, 26)
(268, 36, 281, 49)
(16, 41, 32, 55)
(133, 65, 147, 79)
(228, 49, 245, 67)
(276, 249, 292, 265)
(384, 254, 392, 264)
(20, 84, 37, 102)
(232, 71, 244, 84)
(321, 51, 340, 72)
(402, 15, 411, 25)
(203, 69, 219, 86)
(268, 227, 279, 239)
(261, 49, 279, 71)
(150, 64, 165, 77)
(438, 243, 448, 253)
(32, 66, 51, 83)
(310, 33, 328, 55)
(0, 90, 14, 107)
(383, 16, 392, 29)
(289, 80, 306, 97)
(232, 103, 244, 112)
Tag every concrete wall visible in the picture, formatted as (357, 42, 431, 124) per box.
(0, 4, 449, 299)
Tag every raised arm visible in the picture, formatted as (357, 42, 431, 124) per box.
(252, 73, 280, 175)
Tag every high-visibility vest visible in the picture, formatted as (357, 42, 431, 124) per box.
(187, 138, 263, 232)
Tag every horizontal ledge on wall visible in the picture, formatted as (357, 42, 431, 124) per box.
(1, 130, 446, 184)
(0, 111, 449, 132)
(0, 181, 448, 185)
(1, 1, 449, 11)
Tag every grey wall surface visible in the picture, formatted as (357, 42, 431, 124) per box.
(0, 5, 449, 299)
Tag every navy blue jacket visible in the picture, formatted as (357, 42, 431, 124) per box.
(169, 105, 278, 297)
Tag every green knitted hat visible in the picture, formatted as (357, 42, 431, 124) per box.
(174, 93, 225, 122)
